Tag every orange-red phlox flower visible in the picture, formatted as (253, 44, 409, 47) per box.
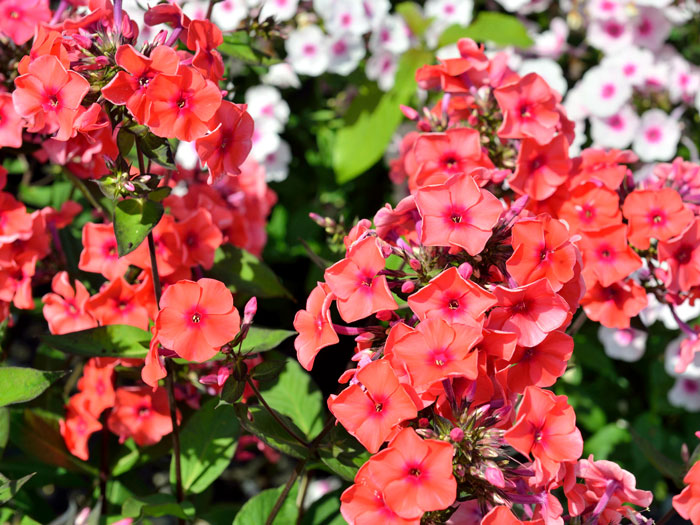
(42, 271, 97, 335)
(107, 386, 177, 447)
(293, 282, 338, 371)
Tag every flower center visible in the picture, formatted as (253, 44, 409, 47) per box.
(191, 313, 201, 323)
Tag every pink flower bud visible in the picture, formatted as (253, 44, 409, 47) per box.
(401, 281, 415, 294)
(243, 297, 257, 325)
(484, 467, 505, 488)
(457, 262, 473, 280)
(400, 105, 419, 120)
(409, 259, 422, 271)
(450, 427, 465, 442)
(375, 310, 393, 321)
(418, 417, 430, 428)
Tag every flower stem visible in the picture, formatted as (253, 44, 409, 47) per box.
(147, 230, 183, 515)
(265, 459, 306, 525)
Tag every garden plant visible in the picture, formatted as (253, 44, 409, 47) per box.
(2, 0, 700, 524)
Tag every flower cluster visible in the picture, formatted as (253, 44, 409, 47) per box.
(294, 39, 657, 523)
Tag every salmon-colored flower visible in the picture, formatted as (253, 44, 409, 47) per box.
(195, 101, 254, 180)
(174, 208, 222, 269)
(622, 188, 694, 250)
(494, 73, 560, 145)
(415, 174, 502, 255)
(78, 223, 130, 281)
(107, 386, 176, 447)
(125, 215, 183, 277)
(580, 279, 647, 330)
(329, 360, 417, 453)
(510, 135, 570, 201)
(42, 271, 97, 335)
(142, 326, 167, 388)
(504, 386, 582, 483)
(293, 282, 338, 371)
(673, 460, 700, 524)
(145, 65, 222, 141)
(77, 358, 116, 417)
(86, 277, 151, 330)
(411, 128, 493, 188)
(0, 0, 50, 46)
(407, 266, 496, 326)
(489, 279, 569, 348)
(13, 54, 89, 140)
(506, 330, 573, 393)
(155, 278, 240, 362)
(658, 218, 700, 293)
(324, 237, 397, 323)
(102, 44, 180, 124)
(557, 182, 622, 234)
(0, 93, 23, 148)
(367, 427, 457, 518)
(507, 215, 577, 291)
(391, 318, 482, 392)
(578, 224, 642, 288)
(59, 393, 102, 460)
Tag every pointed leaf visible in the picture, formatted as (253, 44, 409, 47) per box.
(122, 494, 195, 520)
(42, 325, 151, 359)
(234, 404, 307, 459)
(232, 482, 298, 525)
(171, 398, 240, 494)
(438, 13, 534, 48)
(0, 367, 67, 407)
(209, 245, 291, 299)
(113, 198, 164, 256)
(241, 327, 295, 355)
(0, 472, 35, 504)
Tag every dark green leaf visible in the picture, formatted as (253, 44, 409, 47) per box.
(0, 368, 67, 407)
(148, 186, 171, 202)
(18, 181, 72, 209)
(116, 127, 135, 157)
(219, 377, 246, 405)
(219, 31, 281, 66)
(259, 358, 325, 439)
(122, 494, 196, 520)
(0, 407, 8, 459)
(136, 133, 176, 169)
(171, 398, 240, 494)
(209, 245, 291, 299)
(113, 198, 164, 256)
(333, 49, 432, 183)
(318, 425, 369, 482)
(438, 13, 534, 48)
(251, 360, 286, 380)
(234, 404, 308, 459)
(0, 472, 35, 504)
(300, 489, 346, 525)
(42, 325, 151, 359)
(232, 482, 298, 525)
(241, 327, 295, 355)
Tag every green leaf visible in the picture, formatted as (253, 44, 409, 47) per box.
(251, 360, 286, 380)
(116, 127, 135, 157)
(9, 409, 98, 475)
(0, 368, 67, 407)
(171, 398, 240, 494)
(219, 377, 246, 405)
(332, 49, 432, 183)
(42, 325, 151, 359)
(301, 489, 346, 525)
(233, 482, 298, 525)
(0, 407, 8, 459)
(241, 327, 295, 355)
(234, 404, 307, 459)
(122, 494, 196, 520)
(113, 198, 164, 256)
(396, 2, 431, 37)
(0, 472, 35, 504)
(259, 358, 325, 439)
(584, 423, 630, 460)
(318, 425, 370, 482)
(18, 180, 72, 210)
(209, 245, 291, 299)
(219, 31, 281, 66)
(135, 133, 176, 169)
(438, 13, 534, 48)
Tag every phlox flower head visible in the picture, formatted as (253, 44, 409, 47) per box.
(590, 105, 640, 150)
(327, 33, 366, 76)
(258, 0, 299, 21)
(601, 46, 654, 87)
(587, 16, 634, 53)
(598, 326, 647, 362)
(366, 50, 399, 91)
(580, 66, 632, 119)
(368, 14, 410, 55)
(668, 376, 700, 411)
(244, 85, 289, 134)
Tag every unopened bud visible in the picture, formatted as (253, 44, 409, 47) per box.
(457, 262, 473, 280)
(418, 417, 430, 428)
(409, 259, 422, 271)
(375, 310, 393, 322)
(450, 427, 464, 442)
(400, 105, 419, 120)
(243, 297, 257, 325)
(401, 281, 415, 294)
